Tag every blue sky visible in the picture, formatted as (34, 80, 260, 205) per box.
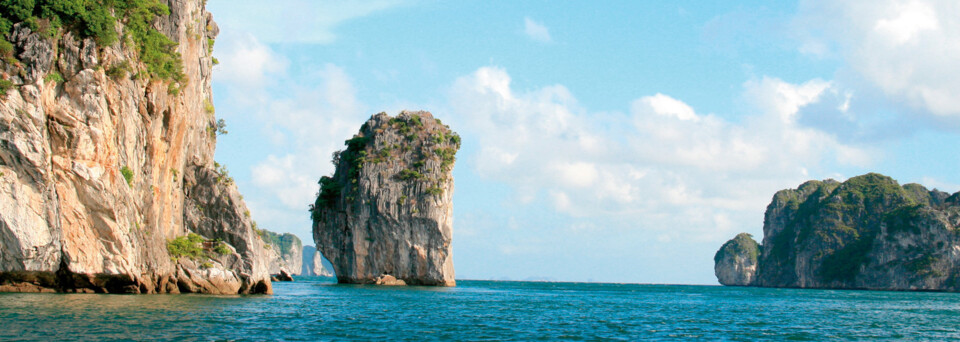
(206, 0, 960, 284)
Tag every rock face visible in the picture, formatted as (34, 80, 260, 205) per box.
(716, 173, 960, 291)
(260, 229, 302, 275)
(714, 233, 759, 286)
(0, 1, 272, 294)
(301, 245, 333, 276)
(313, 249, 334, 277)
(271, 269, 293, 282)
(301, 245, 315, 276)
(312, 111, 459, 286)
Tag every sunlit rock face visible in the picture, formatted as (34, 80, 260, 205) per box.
(0, 0, 271, 294)
(312, 111, 459, 286)
(714, 233, 759, 286)
(262, 230, 302, 275)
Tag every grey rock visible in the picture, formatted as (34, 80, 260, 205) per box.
(714, 233, 759, 286)
(313, 249, 334, 277)
(301, 245, 316, 276)
(11, 24, 54, 84)
(717, 173, 960, 292)
(260, 230, 303, 275)
(300, 244, 332, 276)
(312, 111, 459, 286)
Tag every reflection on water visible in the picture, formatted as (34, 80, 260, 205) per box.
(3, 276, 960, 340)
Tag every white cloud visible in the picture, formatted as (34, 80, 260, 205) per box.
(251, 154, 321, 209)
(640, 93, 699, 121)
(208, 0, 409, 44)
(213, 36, 371, 240)
(448, 66, 870, 234)
(873, 1, 939, 45)
(796, 0, 960, 118)
(552, 162, 598, 188)
(244, 64, 367, 205)
(524, 17, 552, 43)
(214, 32, 288, 88)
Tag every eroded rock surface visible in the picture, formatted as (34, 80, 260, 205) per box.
(714, 233, 759, 286)
(0, 0, 271, 294)
(312, 111, 459, 286)
(260, 229, 302, 275)
(301, 245, 333, 276)
(716, 173, 960, 291)
(312, 249, 333, 277)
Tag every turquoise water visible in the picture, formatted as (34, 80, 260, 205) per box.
(3, 277, 960, 340)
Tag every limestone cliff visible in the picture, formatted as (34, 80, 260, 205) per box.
(311, 111, 459, 286)
(716, 173, 960, 291)
(312, 249, 333, 277)
(301, 245, 333, 276)
(0, 0, 271, 294)
(260, 229, 302, 275)
(714, 233, 759, 286)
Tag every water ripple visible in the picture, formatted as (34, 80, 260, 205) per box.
(3, 279, 960, 340)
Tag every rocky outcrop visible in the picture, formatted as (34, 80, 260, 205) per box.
(714, 233, 759, 286)
(716, 173, 960, 291)
(0, 1, 271, 294)
(260, 229, 302, 275)
(311, 111, 459, 286)
(301, 245, 333, 276)
(271, 269, 293, 282)
(313, 249, 333, 277)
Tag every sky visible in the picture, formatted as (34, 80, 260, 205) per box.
(205, 0, 960, 285)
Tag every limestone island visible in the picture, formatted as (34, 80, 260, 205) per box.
(0, 0, 273, 293)
(716, 173, 960, 291)
(312, 111, 459, 286)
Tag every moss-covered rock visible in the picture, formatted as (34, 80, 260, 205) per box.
(714, 233, 760, 286)
(719, 173, 960, 291)
(311, 111, 460, 286)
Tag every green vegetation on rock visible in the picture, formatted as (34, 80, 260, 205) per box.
(0, 0, 185, 84)
(257, 229, 301, 258)
(311, 111, 460, 222)
(167, 233, 231, 261)
(44, 71, 62, 83)
(884, 204, 925, 236)
(751, 173, 958, 288)
(0, 79, 13, 96)
(397, 169, 424, 181)
(166, 233, 204, 260)
(714, 233, 760, 264)
(120, 165, 133, 187)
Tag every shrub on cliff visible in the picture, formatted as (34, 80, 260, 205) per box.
(120, 165, 134, 187)
(167, 233, 231, 261)
(167, 233, 205, 260)
(0, 0, 184, 83)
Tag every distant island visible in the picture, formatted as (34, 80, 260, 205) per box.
(716, 173, 960, 291)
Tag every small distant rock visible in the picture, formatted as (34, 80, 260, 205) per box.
(272, 269, 293, 282)
(714, 233, 759, 286)
(374, 275, 406, 286)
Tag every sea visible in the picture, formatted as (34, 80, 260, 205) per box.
(2, 276, 960, 341)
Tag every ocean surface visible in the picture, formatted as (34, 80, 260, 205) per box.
(2, 277, 960, 341)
